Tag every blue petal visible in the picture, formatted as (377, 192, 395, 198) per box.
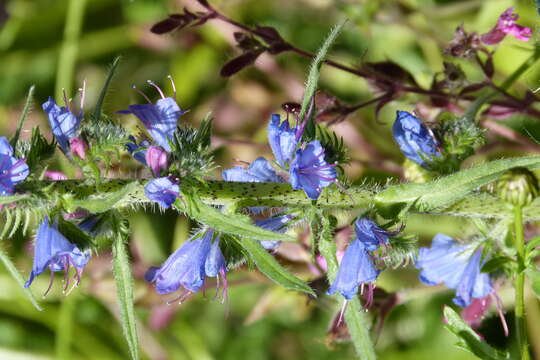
(392, 111, 441, 167)
(121, 98, 184, 152)
(354, 218, 391, 252)
(416, 234, 493, 307)
(125, 136, 148, 165)
(289, 140, 336, 200)
(144, 177, 180, 209)
(222, 157, 281, 183)
(0, 154, 29, 196)
(0, 137, 13, 156)
(146, 231, 211, 294)
(327, 239, 380, 300)
(42, 97, 81, 153)
(453, 250, 492, 307)
(25, 217, 90, 288)
(205, 233, 226, 278)
(268, 114, 298, 167)
(255, 214, 293, 250)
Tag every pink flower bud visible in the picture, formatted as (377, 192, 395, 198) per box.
(481, 8, 532, 45)
(70, 137, 88, 160)
(44, 170, 67, 180)
(145, 146, 169, 177)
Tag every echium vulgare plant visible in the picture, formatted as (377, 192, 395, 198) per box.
(3, 2, 540, 359)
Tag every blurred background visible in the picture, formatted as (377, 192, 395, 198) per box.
(0, 0, 539, 359)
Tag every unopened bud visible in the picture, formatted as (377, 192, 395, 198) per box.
(491, 167, 539, 207)
(70, 137, 88, 160)
(146, 146, 169, 177)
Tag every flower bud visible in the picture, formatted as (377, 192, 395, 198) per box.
(70, 137, 87, 160)
(145, 146, 169, 177)
(491, 167, 539, 207)
(403, 158, 434, 183)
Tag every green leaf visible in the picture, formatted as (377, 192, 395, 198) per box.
(231, 236, 315, 296)
(526, 267, 540, 299)
(299, 22, 345, 122)
(0, 247, 42, 311)
(443, 306, 509, 360)
(481, 256, 514, 274)
(112, 234, 139, 360)
(11, 85, 35, 152)
(177, 193, 297, 243)
(92, 57, 121, 122)
(375, 156, 540, 218)
(0, 194, 29, 205)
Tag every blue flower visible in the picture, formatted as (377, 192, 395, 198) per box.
(42, 97, 82, 154)
(126, 136, 150, 165)
(355, 218, 394, 252)
(289, 140, 336, 200)
(0, 136, 29, 196)
(144, 177, 180, 209)
(327, 238, 380, 300)
(25, 217, 91, 290)
(392, 111, 441, 167)
(222, 157, 282, 183)
(416, 234, 492, 307)
(255, 214, 293, 250)
(119, 98, 185, 152)
(145, 229, 226, 295)
(268, 114, 298, 168)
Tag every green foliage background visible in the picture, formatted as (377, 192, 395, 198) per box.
(0, 0, 539, 359)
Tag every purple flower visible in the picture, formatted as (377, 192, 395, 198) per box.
(0, 136, 29, 196)
(44, 170, 67, 181)
(144, 177, 180, 209)
(25, 217, 90, 291)
(119, 97, 185, 152)
(416, 234, 492, 307)
(481, 8, 532, 45)
(222, 157, 281, 183)
(145, 229, 226, 295)
(392, 111, 441, 167)
(268, 114, 298, 168)
(327, 238, 380, 300)
(42, 97, 82, 154)
(289, 140, 336, 200)
(145, 146, 169, 177)
(355, 218, 395, 252)
(255, 214, 293, 250)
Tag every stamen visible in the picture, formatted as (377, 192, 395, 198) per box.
(43, 268, 55, 298)
(62, 89, 71, 112)
(62, 256, 71, 293)
(79, 79, 87, 112)
(132, 85, 152, 104)
(147, 80, 165, 99)
(166, 290, 192, 305)
(167, 75, 177, 99)
(336, 299, 348, 326)
(491, 293, 509, 337)
(220, 268, 228, 305)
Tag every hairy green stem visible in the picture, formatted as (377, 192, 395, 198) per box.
(514, 205, 530, 360)
(318, 237, 377, 360)
(55, 0, 88, 100)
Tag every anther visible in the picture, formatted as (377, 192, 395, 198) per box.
(167, 75, 177, 99)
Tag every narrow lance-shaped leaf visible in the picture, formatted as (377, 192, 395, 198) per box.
(0, 247, 42, 311)
(443, 306, 509, 360)
(375, 156, 540, 218)
(11, 85, 35, 152)
(233, 237, 315, 296)
(92, 56, 121, 122)
(176, 193, 297, 243)
(112, 232, 139, 360)
(299, 21, 345, 121)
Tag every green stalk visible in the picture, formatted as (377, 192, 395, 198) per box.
(514, 205, 530, 360)
(55, 0, 88, 100)
(318, 236, 376, 360)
